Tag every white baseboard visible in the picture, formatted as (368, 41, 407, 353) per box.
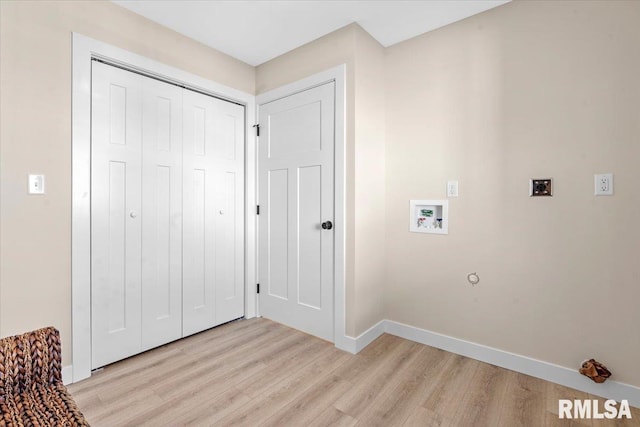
(335, 335, 356, 354)
(62, 365, 73, 385)
(354, 320, 386, 353)
(384, 320, 640, 408)
(344, 319, 640, 407)
(336, 319, 386, 354)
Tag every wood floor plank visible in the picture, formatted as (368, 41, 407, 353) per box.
(333, 339, 422, 418)
(68, 392, 103, 418)
(178, 317, 273, 355)
(422, 353, 480, 418)
(497, 370, 547, 426)
(235, 331, 332, 398)
(86, 389, 165, 426)
(218, 346, 350, 426)
(70, 318, 273, 401)
(401, 406, 453, 427)
(151, 325, 294, 400)
(451, 361, 510, 426)
(332, 333, 405, 383)
(261, 374, 353, 427)
(136, 384, 252, 426)
(68, 345, 185, 395)
(67, 318, 638, 427)
(308, 406, 358, 427)
(97, 322, 282, 404)
(356, 345, 452, 426)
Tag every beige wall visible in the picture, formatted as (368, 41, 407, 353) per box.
(353, 29, 386, 334)
(2, 0, 637, 388)
(385, 0, 640, 387)
(0, 0, 254, 365)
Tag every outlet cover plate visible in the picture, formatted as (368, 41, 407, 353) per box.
(530, 178, 552, 197)
(594, 173, 613, 196)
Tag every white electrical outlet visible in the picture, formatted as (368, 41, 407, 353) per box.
(594, 173, 613, 196)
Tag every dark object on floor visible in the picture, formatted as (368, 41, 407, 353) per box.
(579, 358, 612, 383)
(0, 326, 89, 426)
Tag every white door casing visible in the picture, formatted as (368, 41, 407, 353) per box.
(258, 82, 335, 341)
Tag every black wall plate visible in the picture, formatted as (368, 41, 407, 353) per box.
(530, 179, 552, 196)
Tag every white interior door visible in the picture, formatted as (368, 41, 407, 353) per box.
(258, 82, 335, 341)
(91, 61, 143, 368)
(140, 77, 183, 351)
(182, 90, 245, 336)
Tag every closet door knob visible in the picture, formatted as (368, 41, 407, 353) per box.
(321, 221, 333, 230)
(130, 211, 138, 219)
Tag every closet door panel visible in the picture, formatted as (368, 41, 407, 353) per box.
(141, 78, 183, 350)
(182, 90, 217, 336)
(213, 99, 245, 324)
(182, 92, 245, 335)
(91, 61, 143, 369)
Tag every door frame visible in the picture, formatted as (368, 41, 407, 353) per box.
(71, 33, 256, 383)
(256, 65, 348, 351)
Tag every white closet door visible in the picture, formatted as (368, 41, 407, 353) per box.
(92, 61, 245, 365)
(91, 61, 143, 368)
(182, 90, 244, 336)
(141, 78, 183, 350)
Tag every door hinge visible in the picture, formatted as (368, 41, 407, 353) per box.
(253, 124, 260, 137)
(256, 205, 260, 215)
(256, 283, 260, 294)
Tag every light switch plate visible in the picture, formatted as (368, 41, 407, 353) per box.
(447, 180, 459, 197)
(28, 174, 45, 194)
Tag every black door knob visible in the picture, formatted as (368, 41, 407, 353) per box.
(321, 221, 333, 230)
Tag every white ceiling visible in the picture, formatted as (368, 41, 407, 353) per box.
(112, 0, 510, 66)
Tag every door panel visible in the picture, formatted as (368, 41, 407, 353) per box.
(182, 90, 216, 335)
(268, 101, 322, 157)
(91, 61, 143, 368)
(183, 90, 245, 336)
(106, 161, 127, 332)
(258, 82, 335, 341)
(267, 168, 289, 300)
(141, 78, 183, 350)
(298, 165, 322, 309)
(213, 99, 245, 324)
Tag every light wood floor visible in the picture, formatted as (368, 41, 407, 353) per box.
(68, 318, 639, 426)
